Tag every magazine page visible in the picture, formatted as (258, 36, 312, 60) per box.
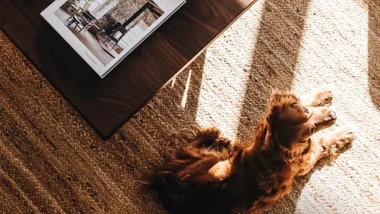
(41, 0, 185, 78)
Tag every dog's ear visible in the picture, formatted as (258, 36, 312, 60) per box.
(266, 104, 280, 126)
(254, 117, 274, 152)
(255, 118, 269, 144)
(281, 149, 297, 164)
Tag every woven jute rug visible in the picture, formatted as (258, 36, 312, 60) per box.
(0, 0, 379, 213)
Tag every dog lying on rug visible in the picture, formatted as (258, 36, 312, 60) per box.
(151, 89, 355, 214)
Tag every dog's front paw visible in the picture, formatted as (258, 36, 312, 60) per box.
(312, 87, 333, 106)
(302, 87, 334, 107)
(327, 129, 355, 155)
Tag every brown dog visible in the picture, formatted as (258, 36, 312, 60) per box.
(152, 89, 355, 214)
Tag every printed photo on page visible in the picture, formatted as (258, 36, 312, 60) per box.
(41, 0, 186, 78)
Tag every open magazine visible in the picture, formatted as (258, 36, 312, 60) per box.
(41, 0, 186, 78)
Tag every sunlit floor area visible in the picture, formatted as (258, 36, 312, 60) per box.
(0, 0, 379, 213)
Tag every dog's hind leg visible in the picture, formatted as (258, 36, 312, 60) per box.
(190, 127, 231, 151)
(296, 129, 355, 176)
(295, 139, 328, 176)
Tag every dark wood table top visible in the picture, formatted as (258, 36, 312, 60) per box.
(0, 0, 258, 139)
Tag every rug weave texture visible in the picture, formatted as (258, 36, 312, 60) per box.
(0, 0, 379, 213)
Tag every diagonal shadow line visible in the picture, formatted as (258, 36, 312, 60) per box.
(235, 0, 313, 213)
(368, 0, 380, 109)
(237, 0, 312, 140)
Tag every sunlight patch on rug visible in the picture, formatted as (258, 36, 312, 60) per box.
(181, 69, 192, 108)
(284, 0, 380, 213)
(193, 0, 266, 139)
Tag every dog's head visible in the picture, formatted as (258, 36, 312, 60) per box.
(265, 90, 336, 150)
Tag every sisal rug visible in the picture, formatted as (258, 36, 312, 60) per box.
(0, 0, 379, 213)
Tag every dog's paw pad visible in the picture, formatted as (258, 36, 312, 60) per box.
(314, 87, 333, 106)
(216, 137, 232, 146)
(329, 129, 355, 155)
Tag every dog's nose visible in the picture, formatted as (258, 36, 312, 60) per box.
(328, 111, 337, 120)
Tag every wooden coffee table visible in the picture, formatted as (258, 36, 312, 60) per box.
(0, 0, 258, 139)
